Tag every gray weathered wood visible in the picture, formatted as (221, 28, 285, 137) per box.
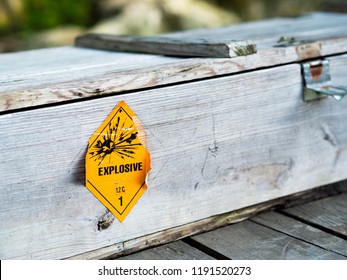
(68, 182, 346, 259)
(251, 211, 347, 257)
(115, 241, 214, 260)
(165, 13, 347, 39)
(1, 59, 347, 259)
(1, 13, 347, 112)
(282, 193, 347, 239)
(76, 12, 347, 58)
(190, 220, 346, 259)
(1, 12, 347, 260)
(75, 34, 256, 58)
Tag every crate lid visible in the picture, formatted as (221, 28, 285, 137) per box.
(1, 12, 347, 112)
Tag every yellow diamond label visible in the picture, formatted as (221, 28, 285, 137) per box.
(86, 101, 151, 222)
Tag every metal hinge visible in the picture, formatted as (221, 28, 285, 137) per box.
(302, 60, 347, 101)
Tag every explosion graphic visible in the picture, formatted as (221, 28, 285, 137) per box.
(88, 107, 142, 165)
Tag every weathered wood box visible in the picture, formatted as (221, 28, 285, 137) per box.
(1, 13, 347, 259)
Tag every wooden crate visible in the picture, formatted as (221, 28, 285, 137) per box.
(0, 12, 347, 259)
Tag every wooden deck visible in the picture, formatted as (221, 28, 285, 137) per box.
(115, 186, 347, 260)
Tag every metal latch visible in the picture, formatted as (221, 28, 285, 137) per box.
(302, 60, 347, 101)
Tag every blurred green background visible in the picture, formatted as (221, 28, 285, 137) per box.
(0, 0, 346, 52)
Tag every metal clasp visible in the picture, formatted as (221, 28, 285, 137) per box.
(302, 60, 347, 101)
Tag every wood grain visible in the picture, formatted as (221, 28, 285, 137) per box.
(1, 61, 347, 259)
(189, 220, 346, 259)
(75, 34, 256, 58)
(1, 13, 347, 112)
(251, 211, 347, 257)
(282, 193, 347, 239)
(116, 241, 214, 260)
(68, 182, 346, 259)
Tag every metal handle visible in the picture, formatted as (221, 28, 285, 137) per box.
(302, 60, 347, 101)
(306, 84, 347, 101)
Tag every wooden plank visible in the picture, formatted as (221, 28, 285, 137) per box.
(251, 211, 347, 257)
(170, 14, 347, 54)
(1, 61, 347, 259)
(76, 13, 347, 58)
(1, 13, 347, 112)
(75, 34, 256, 58)
(282, 193, 347, 239)
(165, 13, 347, 40)
(189, 220, 346, 259)
(115, 241, 214, 260)
(0, 47, 181, 94)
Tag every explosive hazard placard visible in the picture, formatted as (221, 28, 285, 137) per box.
(86, 101, 151, 222)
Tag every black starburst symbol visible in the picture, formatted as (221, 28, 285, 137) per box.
(89, 111, 142, 165)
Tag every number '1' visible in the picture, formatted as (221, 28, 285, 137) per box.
(119, 196, 123, 206)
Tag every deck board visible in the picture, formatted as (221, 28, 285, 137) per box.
(282, 193, 347, 239)
(188, 220, 345, 260)
(251, 212, 347, 257)
(116, 240, 215, 260)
